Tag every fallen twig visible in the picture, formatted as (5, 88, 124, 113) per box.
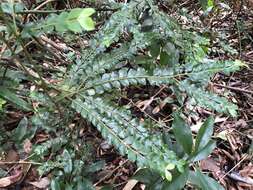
(213, 83, 253, 95)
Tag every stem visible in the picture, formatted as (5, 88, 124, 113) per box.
(0, 161, 42, 165)
(16, 8, 118, 15)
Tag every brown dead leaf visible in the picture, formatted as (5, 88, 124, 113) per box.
(122, 179, 138, 190)
(35, 133, 49, 144)
(0, 168, 22, 188)
(5, 150, 19, 163)
(28, 177, 50, 189)
(152, 101, 166, 114)
(0, 150, 19, 170)
(240, 163, 253, 178)
(200, 158, 220, 172)
(136, 98, 154, 112)
(200, 158, 225, 181)
(23, 139, 32, 154)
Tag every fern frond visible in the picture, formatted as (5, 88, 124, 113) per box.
(90, 2, 138, 52)
(179, 80, 238, 116)
(186, 59, 244, 83)
(67, 29, 159, 86)
(71, 95, 185, 178)
(67, 44, 132, 86)
(83, 68, 177, 95)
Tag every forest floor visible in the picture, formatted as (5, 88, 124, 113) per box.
(0, 1, 253, 190)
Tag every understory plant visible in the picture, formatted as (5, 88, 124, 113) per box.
(0, 0, 244, 189)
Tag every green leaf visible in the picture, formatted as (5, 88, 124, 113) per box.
(12, 117, 28, 142)
(0, 98, 6, 111)
(195, 117, 214, 152)
(1, 3, 25, 14)
(150, 41, 161, 58)
(79, 8, 95, 17)
(78, 16, 95, 31)
(191, 140, 216, 162)
(198, 0, 214, 10)
(62, 149, 73, 174)
(71, 96, 184, 178)
(66, 9, 83, 33)
(172, 113, 193, 155)
(77, 8, 95, 31)
(165, 170, 172, 181)
(189, 170, 225, 190)
(162, 167, 189, 190)
(55, 12, 69, 32)
(51, 179, 61, 190)
(179, 81, 238, 116)
(100, 185, 114, 190)
(84, 160, 105, 173)
(0, 87, 32, 111)
(66, 183, 73, 190)
(1, 3, 14, 14)
(160, 51, 170, 66)
(133, 168, 161, 184)
(77, 179, 95, 190)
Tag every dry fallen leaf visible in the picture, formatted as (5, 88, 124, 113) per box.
(28, 177, 50, 189)
(0, 168, 22, 188)
(23, 139, 32, 154)
(122, 179, 138, 190)
(136, 98, 154, 112)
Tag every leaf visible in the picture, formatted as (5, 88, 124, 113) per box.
(198, 0, 214, 10)
(160, 51, 170, 66)
(77, 8, 95, 31)
(132, 168, 161, 185)
(100, 185, 114, 190)
(179, 81, 238, 116)
(195, 117, 214, 152)
(1, 2, 25, 14)
(162, 167, 189, 190)
(0, 169, 22, 188)
(77, 179, 95, 190)
(150, 41, 161, 58)
(78, 16, 95, 31)
(172, 113, 193, 155)
(84, 160, 105, 173)
(191, 140, 216, 162)
(189, 170, 225, 190)
(51, 179, 61, 190)
(80, 8, 95, 17)
(28, 177, 50, 189)
(0, 87, 32, 111)
(122, 179, 138, 190)
(0, 98, 6, 111)
(12, 117, 28, 142)
(62, 149, 72, 174)
(67, 8, 83, 33)
(55, 12, 68, 32)
(1, 3, 13, 14)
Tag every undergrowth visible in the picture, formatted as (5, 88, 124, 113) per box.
(0, 0, 244, 189)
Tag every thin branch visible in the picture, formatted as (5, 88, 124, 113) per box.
(212, 83, 253, 95)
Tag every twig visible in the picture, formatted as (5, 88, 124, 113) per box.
(17, 8, 117, 14)
(0, 161, 42, 165)
(94, 159, 129, 186)
(219, 154, 248, 181)
(212, 83, 253, 95)
(40, 35, 74, 53)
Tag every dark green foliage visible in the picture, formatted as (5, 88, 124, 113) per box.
(0, 0, 244, 189)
